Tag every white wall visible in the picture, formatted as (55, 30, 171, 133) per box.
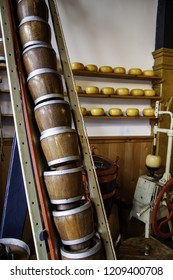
(53, 0, 158, 136)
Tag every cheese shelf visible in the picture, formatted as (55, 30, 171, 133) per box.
(83, 114, 157, 120)
(72, 70, 162, 82)
(0, 62, 6, 70)
(72, 68, 162, 127)
(0, 90, 10, 94)
(1, 114, 13, 118)
(77, 92, 161, 100)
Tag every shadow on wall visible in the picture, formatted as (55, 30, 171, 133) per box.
(56, 0, 158, 68)
(57, 0, 114, 64)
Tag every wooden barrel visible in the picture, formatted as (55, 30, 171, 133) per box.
(17, 0, 49, 22)
(52, 200, 95, 251)
(27, 68, 64, 104)
(0, 238, 30, 260)
(93, 154, 118, 218)
(60, 235, 104, 260)
(19, 16, 51, 49)
(40, 127, 81, 167)
(43, 166, 83, 203)
(34, 100, 72, 132)
(22, 44, 57, 75)
(0, 244, 13, 260)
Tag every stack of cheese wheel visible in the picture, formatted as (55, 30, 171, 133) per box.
(16, 0, 103, 260)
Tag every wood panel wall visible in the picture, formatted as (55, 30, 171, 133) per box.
(89, 136, 153, 203)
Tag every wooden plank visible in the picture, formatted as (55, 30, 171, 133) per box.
(89, 138, 153, 203)
(73, 70, 161, 81)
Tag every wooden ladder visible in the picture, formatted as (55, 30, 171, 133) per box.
(0, 0, 49, 260)
(48, 0, 116, 260)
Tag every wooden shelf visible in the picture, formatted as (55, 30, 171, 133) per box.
(0, 89, 10, 94)
(77, 92, 161, 100)
(0, 62, 6, 70)
(83, 115, 157, 120)
(72, 70, 162, 82)
(1, 114, 13, 118)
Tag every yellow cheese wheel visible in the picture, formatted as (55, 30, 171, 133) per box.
(144, 89, 156, 96)
(85, 86, 99, 94)
(113, 67, 126, 74)
(143, 108, 155, 117)
(143, 70, 155, 76)
(71, 62, 84, 70)
(101, 87, 114, 95)
(126, 108, 139, 116)
(128, 68, 142, 75)
(76, 85, 82, 93)
(90, 108, 104, 116)
(85, 64, 98, 72)
(108, 108, 122, 116)
(130, 89, 144, 96)
(116, 88, 129, 96)
(80, 107, 87, 116)
(99, 66, 113, 73)
(146, 154, 161, 168)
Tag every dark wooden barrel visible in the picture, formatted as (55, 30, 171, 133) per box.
(40, 127, 81, 167)
(17, 0, 49, 22)
(60, 235, 105, 260)
(0, 244, 13, 260)
(52, 200, 95, 251)
(19, 16, 51, 49)
(93, 154, 118, 217)
(22, 44, 57, 75)
(43, 166, 84, 203)
(27, 69, 64, 104)
(0, 238, 30, 260)
(34, 100, 72, 132)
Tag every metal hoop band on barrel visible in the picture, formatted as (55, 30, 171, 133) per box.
(60, 236, 102, 259)
(52, 200, 91, 217)
(40, 127, 76, 139)
(27, 68, 58, 81)
(61, 231, 95, 246)
(22, 40, 51, 50)
(22, 43, 53, 55)
(19, 16, 48, 26)
(48, 156, 80, 167)
(34, 94, 64, 105)
(34, 99, 70, 111)
(44, 166, 82, 176)
(50, 195, 83, 204)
